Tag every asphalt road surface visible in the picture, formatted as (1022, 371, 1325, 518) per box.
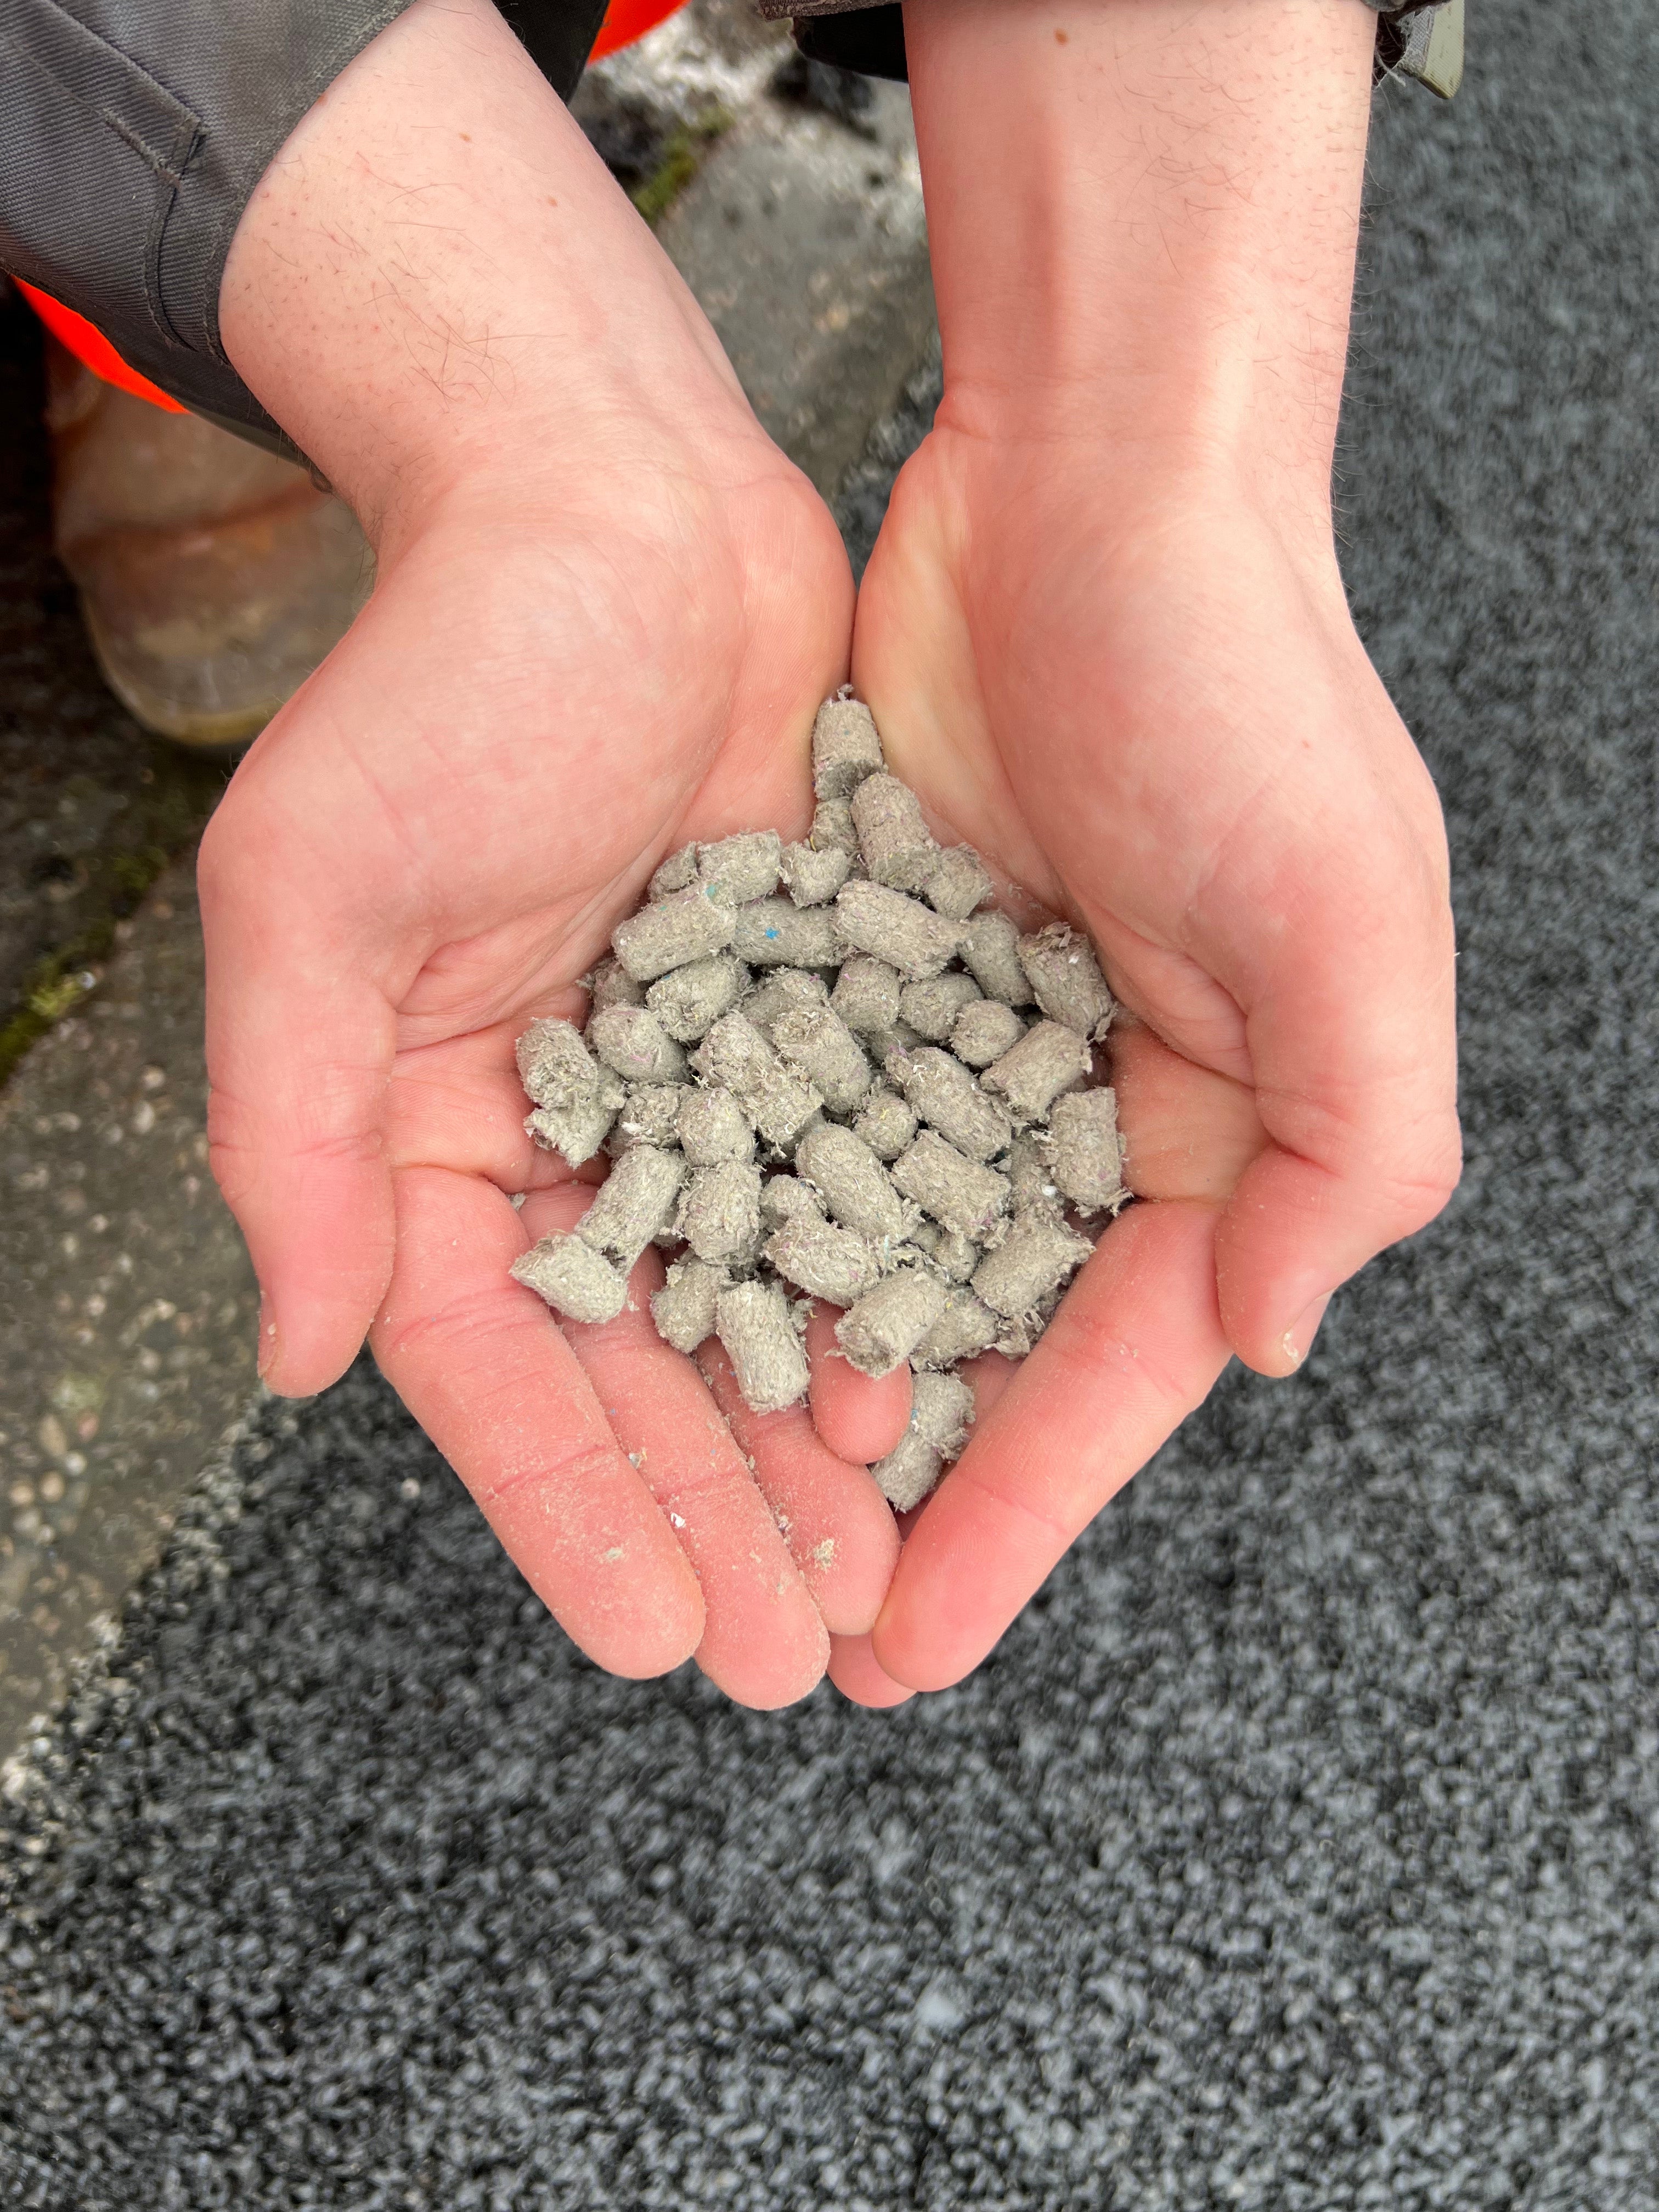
(4, 5, 1657, 2205)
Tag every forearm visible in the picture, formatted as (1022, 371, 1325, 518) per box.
(904, 0, 1375, 506)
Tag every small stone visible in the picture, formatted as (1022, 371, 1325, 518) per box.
(890, 1129, 1011, 1242)
(885, 1045, 1013, 1163)
(873, 1372, 975, 1511)
(796, 1122, 911, 1244)
(577, 1144, 687, 1269)
(698, 830, 782, 906)
(851, 772, 936, 891)
(511, 1234, 629, 1325)
(812, 697, 884, 799)
(832, 954, 904, 1036)
(923, 846, 994, 921)
(765, 1214, 883, 1307)
(899, 973, 983, 1042)
(835, 881, 963, 981)
(649, 843, 701, 899)
(646, 953, 748, 1043)
(951, 997, 1026, 1069)
(809, 797, 860, 855)
(780, 841, 853, 907)
(678, 1161, 764, 1266)
(586, 957, 645, 1012)
(608, 1083, 689, 1151)
(692, 1012, 822, 1152)
(960, 912, 1035, 1006)
(731, 897, 842, 970)
(980, 1020, 1092, 1124)
(1018, 922, 1115, 1039)
(588, 1006, 689, 1086)
(912, 1288, 1002, 1369)
(716, 1281, 810, 1413)
(650, 1255, 728, 1355)
(972, 1216, 1092, 1320)
(853, 1085, 918, 1162)
(836, 1269, 950, 1378)
(771, 1003, 873, 1116)
(1048, 1088, 1127, 1213)
(676, 1086, 757, 1165)
(612, 888, 735, 982)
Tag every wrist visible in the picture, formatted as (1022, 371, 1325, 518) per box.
(219, 0, 759, 557)
(904, 0, 1374, 500)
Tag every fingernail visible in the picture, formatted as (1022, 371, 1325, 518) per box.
(256, 1293, 279, 1380)
(1279, 1293, 1331, 1372)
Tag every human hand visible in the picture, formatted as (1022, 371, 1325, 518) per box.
(832, 0, 1460, 1700)
(200, 0, 904, 1708)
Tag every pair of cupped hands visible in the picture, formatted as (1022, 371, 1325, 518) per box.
(200, 0, 1459, 1712)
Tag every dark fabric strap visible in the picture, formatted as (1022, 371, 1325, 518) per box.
(0, 0, 607, 437)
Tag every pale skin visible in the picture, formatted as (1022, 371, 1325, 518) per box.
(207, 0, 1459, 1711)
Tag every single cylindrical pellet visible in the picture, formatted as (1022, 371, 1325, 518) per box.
(1005, 1133, 1065, 1221)
(836, 1269, 950, 1377)
(588, 1006, 689, 1086)
(872, 1369, 976, 1511)
(650, 1255, 728, 1355)
(780, 840, 853, 907)
(524, 1092, 622, 1171)
(898, 973, 983, 1042)
(586, 957, 645, 1013)
(832, 954, 903, 1036)
(886, 1045, 1012, 1164)
(511, 1234, 630, 1325)
(677, 1085, 757, 1166)
(853, 1085, 918, 1162)
(516, 1016, 604, 1111)
(715, 1281, 810, 1413)
(759, 1173, 824, 1227)
(764, 1214, 883, 1307)
(1048, 1088, 1126, 1213)
(810, 797, 860, 855)
(678, 1161, 764, 1266)
(923, 846, 994, 921)
(612, 888, 735, 982)
(577, 1144, 687, 1269)
(646, 953, 748, 1043)
(731, 897, 843, 970)
(771, 1003, 873, 1116)
(911, 1288, 1002, 1370)
(812, 697, 884, 799)
(980, 1020, 1092, 1124)
(960, 911, 1035, 1006)
(890, 1128, 1010, 1242)
(971, 1216, 1092, 1319)
(608, 1084, 689, 1152)
(744, 966, 829, 1041)
(951, 997, 1025, 1069)
(649, 843, 700, 899)
(834, 881, 963, 981)
(796, 1122, 910, 1244)
(698, 830, 782, 906)
(851, 772, 936, 891)
(933, 1228, 980, 1284)
(1018, 923, 1115, 1039)
(691, 1012, 822, 1152)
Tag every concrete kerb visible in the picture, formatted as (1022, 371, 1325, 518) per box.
(0, 70, 940, 1765)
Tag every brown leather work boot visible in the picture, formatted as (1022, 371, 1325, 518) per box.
(45, 341, 374, 750)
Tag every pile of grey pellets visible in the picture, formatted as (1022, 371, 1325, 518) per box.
(510, 697, 1127, 1510)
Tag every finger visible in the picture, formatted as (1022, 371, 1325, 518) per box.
(199, 820, 398, 1398)
(828, 1632, 917, 1708)
(372, 1164, 705, 1679)
(804, 1300, 913, 1466)
(520, 1189, 830, 1711)
(871, 1199, 1230, 1692)
(1109, 1021, 1269, 1204)
(699, 1340, 901, 1637)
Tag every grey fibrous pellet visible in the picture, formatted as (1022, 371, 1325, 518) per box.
(912, 1288, 1002, 1370)
(699, 830, 782, 907)
(836, 1268, 950, 1378)
(612, 887, 735, 982)
(851, 772, 936, 891)
(796, 1122, 910, 1245)
(933, 1228, 980, 1284)
(511, 1234, 630, 1326)
(586, 957, 645, 1013)
(1019, 922, 1115, 1039)
(812, 696, 883, 798)
(588, 1006, 689, 1087)
(809, 797, 860, 855)
(899, 973, 983, 1042)
(691, 1012, 822, 1152)
(608, 1084, 688, 1152)
(524, 1094, 622, 1171)
(923, 845, 994, 921)
(646, 953, 747, 1043)
(1005, 1132, 1064, 1221)
(678, 1161, 764, 1267)
(886, 1044, 1013, 1163)
(731, 897, 842, 970)
(759, 1173, 823, 1227)
(972, 1216, 1092, 1320)
(771, 1003, 872, 1116)
(780, 841, 852, 907)
(890, 1130, 1011, 1242)
(650, 1255, 727, 1355)
(853, 1085, 918, 1162)
(835, 881, 963, 982)
(1048, 1087, 1127, 1214)
(649, 843, 700, 899)
(872, 1371, 976, 1511)
(516, 1017, 605, 1112)
(831, 954, 903, 1036)
(951, 997, 1025, 1069)
(744, 966, 828, 1041)
(676, 1085, 756, 1166)
(764, 1215, 883, 1308)
(960, 911, 1035, 1006)
(715, 1281, 810, 1413)
(980, 1019, 1092, 1124)
(577, 1143, 686, 1269)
